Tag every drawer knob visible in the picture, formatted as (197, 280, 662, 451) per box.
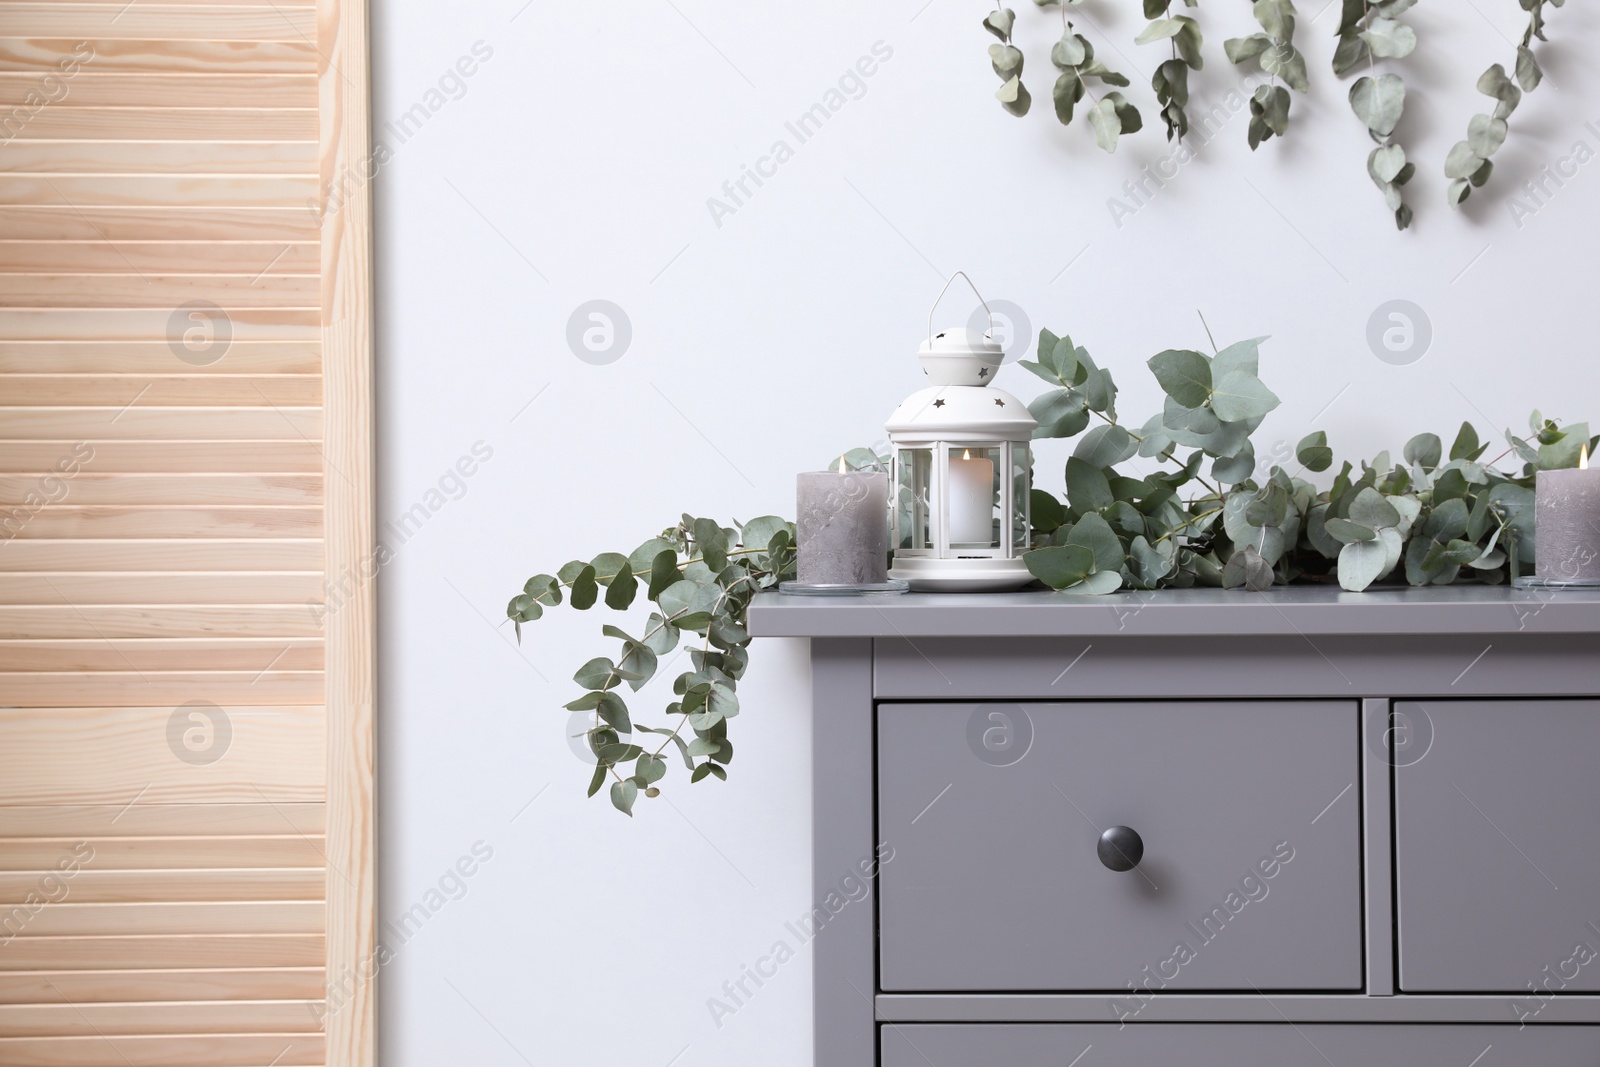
(1097, 826, 1144, 872)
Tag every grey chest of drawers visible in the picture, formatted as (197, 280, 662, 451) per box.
(747, 585, 1600, 1067)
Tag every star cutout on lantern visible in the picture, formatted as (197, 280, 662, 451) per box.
(994, 398, 1005, 407)
(978, 367, 989, 378)
(933, 398, 946, 408)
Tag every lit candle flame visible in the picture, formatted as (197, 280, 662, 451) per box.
(1583, 443, 1590, 471)
(962, 448, 972, 460)
(837, 456, 847, 474)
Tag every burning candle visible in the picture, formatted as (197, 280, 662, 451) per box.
(1535, 444, 1600, 581)
(795, 459, 889, 585)
(947, 449, 995, 547)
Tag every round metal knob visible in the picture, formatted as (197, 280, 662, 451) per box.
(1098, 826, 1144, 872)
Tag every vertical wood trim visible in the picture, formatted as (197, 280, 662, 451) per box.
(1363, 698, 1396, 997)
(814, 639, 877, 1067)
(318, 0, 375, 1061)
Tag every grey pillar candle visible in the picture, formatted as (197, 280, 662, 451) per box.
(796, 469, 889, 585)
(1535, 453, 1600, 580)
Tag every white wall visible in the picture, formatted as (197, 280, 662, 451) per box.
(372, 1, 1600, 1062)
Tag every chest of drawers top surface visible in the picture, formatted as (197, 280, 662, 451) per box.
(748, 585, 1600, 638)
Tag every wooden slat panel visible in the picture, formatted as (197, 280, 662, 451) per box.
(0, 342, 320, 374)
(0, 639, 320, 671)
(0, 572, 323, 603)
(6, 109, 317, 141)
(0, 999, 322, 1037)
(0, 804, 323, 837)
(0, 968, 323, 1004)
(0, 207, 319, 243)
(0, 378, 322, 407)
(0, 408, 321, 439)
(0, 442, 323, 472)
(0, 540, 324, 571)
(0, 0, 315, 6)
(0, 274, 320, 309)
(0, 74, 318, 109)
(0, 5, 318, 40)
(0, 837, 328, 870)
(0, 1032, 323, 1066)
(0, 473, 322, 503)
(0, 672, 324, 707)
(0, 243, 318, 274)
(0, 175, 318, 207)
(39, 557, 342, 600)
(0, 706, 326, 804)
(13, 901, 324, 937)
(8, 508, 322, 538)
(0, 605, 324, 638)
(0, 38, 317, 74)
(0, 308, 319, 341)
(0, 143, 316, 176)
(0, 639, 323, 671)
(0, 867, 324, 903)
(0, 934, 324, 971)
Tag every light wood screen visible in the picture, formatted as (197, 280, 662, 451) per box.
(0, 0, 374, 1063)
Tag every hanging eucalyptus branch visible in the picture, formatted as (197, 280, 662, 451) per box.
(1445, 0, 1562, 206)
(1048, 3, 1141, 151)
(1334, 0, 1419, 230)
(984, 5, 1031, 116)
(510, 321, 1593, 816)
(1224, 0, 1309, 150)
(1136, 0, 1203, 142)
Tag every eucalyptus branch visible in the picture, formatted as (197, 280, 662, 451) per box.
(983, 4, 1032, 117)
(1224, 0, 1309, 149)
(1137, 0, 1203, 142)
(1050, 16, 1140, 151)
(1444, 0, 1561, 206)
(1334, 0, 1419, 230)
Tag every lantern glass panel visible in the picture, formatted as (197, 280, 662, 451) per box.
(1011, 442, 1030, 555)
(894, 447, 933, 552)
(945, 445, 1001, 550)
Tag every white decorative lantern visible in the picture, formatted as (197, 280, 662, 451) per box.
(885, 279, 1036, 592)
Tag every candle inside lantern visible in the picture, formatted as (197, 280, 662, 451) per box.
(947, 448, 995, 547)
(1535, 443, 1600, 581)
(795, 458, 889, 585)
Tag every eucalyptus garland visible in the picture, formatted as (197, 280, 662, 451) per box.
(975, 0, 1567, 226)
(509, 325, 1591, 816)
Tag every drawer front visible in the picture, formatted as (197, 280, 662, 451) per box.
(877, 701, 1362, 991)
(1396, 699, 1600, 993)
(883, 1024, 1600, 1066)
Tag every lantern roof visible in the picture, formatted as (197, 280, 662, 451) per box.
(886, 324, 1037, 440)
(885, 384, 1036, 439)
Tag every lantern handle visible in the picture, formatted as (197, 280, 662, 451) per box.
(927, 271, 994, 349)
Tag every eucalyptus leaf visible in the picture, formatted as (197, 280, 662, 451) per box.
(1066, 456, 1115, 512)
(1024, 544, 1096, 589)
(1338, 538, 1392, 591)
(1149, 349, 1213, 407)
(610, 778, 638, 816)
(1223, 546, 1275, 591)
(1210, 371, 1280, 422)
(569, 565, 599, 610)
(1297, 431, 1333, 472)
(1349, 74, 1405, 138)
